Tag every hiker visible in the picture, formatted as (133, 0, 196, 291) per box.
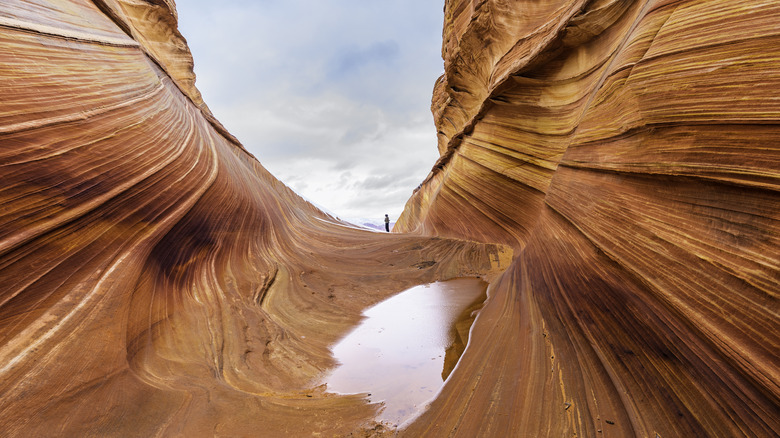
(384, 214, 390, 232)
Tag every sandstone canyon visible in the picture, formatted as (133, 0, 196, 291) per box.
(1, 0, 778, 437)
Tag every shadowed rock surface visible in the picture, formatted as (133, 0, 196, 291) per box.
(0, 0, 778, 437)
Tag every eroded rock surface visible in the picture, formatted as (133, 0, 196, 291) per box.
(0, 0, 778, 437)
(0, 1, 509, 436)
(396, 0, 780, 436)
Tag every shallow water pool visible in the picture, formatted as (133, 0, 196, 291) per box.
(320, 277, 488, 426)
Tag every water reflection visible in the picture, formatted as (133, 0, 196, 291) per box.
(321, 278, 487, 425)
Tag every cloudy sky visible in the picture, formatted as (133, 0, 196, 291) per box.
(176, 1, 445, 224)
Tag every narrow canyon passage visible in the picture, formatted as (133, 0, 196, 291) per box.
(0, 0, 778, 437)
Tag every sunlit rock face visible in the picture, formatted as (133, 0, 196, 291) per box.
(396, 0, 780, 436)
(0, 1, 511, 436)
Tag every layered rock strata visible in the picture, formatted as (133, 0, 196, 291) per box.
(0, 1, 509, 436)
(0, 0, 778, 437)
(396, 0, 780, 436)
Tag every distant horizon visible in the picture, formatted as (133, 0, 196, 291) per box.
(176, 1, 445, 221)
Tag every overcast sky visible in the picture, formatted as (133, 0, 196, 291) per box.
(176, 1, 444, 224)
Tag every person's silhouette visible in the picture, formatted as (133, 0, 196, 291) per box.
(384, 214, 390, 232)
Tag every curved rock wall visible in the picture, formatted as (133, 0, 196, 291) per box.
(0, 1, 510, 436)
(1, 0, 778, 437)
(397, 0, 780, 436)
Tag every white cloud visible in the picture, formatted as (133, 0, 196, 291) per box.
(176, 0, 443, 220)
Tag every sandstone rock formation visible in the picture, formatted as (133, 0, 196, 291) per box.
(0, 1, 509, 436)
(396, 0, 780, 436)
(0, 0, 778, 437)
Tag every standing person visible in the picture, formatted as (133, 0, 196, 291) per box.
(384, 214, 390, 232)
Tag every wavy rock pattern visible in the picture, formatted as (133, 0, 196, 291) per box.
(0, 0, 778, 437)
(397, 0, 779, 436)
(0, 1, 509, 436)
